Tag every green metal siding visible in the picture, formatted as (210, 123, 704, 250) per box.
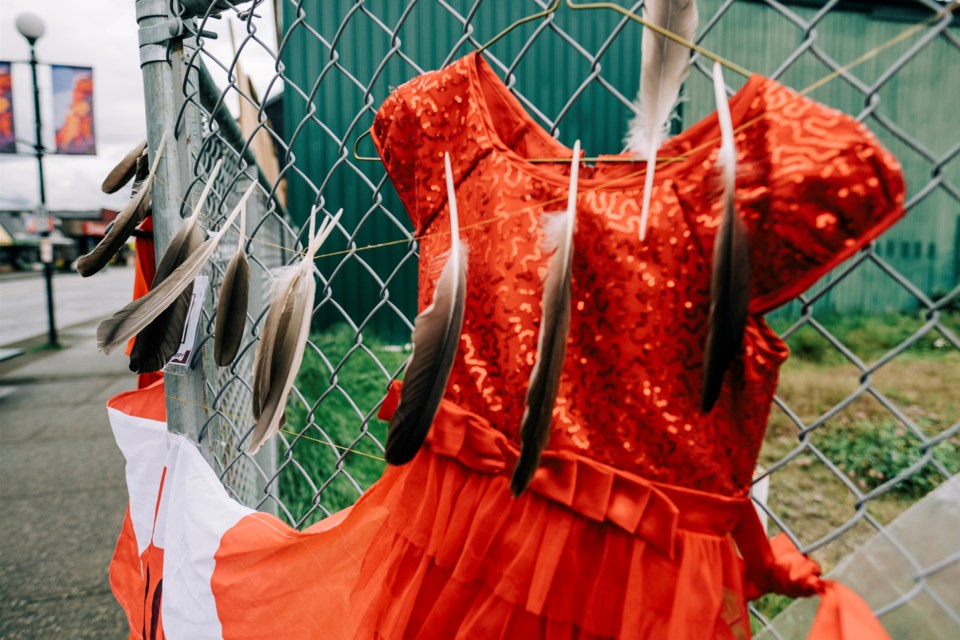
(281, 1, 958, 341)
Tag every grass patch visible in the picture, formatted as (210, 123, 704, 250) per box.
(748, 314, 958, 626)
(276, 324, 407, 527)
(767, 311, 957, 365)
(762, 351, 958, 550)
(751, 313, 959, 625)
(815, 420, 959, 499)
(751, 594, 794, 633)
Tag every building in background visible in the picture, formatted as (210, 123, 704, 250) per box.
(0, 208, 118, 271)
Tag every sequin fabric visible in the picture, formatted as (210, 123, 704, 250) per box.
(372, 52, 905, 497)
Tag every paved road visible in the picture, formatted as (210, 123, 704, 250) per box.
(0, 268, 135, 347)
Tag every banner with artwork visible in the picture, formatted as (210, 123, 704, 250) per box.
(0, 62, 15, 154)
(51, 65, 96, 155)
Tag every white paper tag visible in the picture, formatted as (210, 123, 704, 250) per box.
(165, 275, 209, 369)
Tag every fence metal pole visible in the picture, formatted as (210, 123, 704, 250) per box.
(136, 0, 210, 447)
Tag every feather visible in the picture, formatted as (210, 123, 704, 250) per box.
(701, 62, 750, 413)
(250, 203, 320, 421)
(248, 208, 343, 454)
(214, 203, 250, 367)
(122, 166, 236, 374)
(101, 140, 147, 193)
(625, 0, 698, 240)
(124, 160, 223, 372)
(385, 153, 468, 465)
(511, 140, 581, 497)
(126, 232, 203, 374)
(98, 182, 256, 367)
(77, 134, 166, 277)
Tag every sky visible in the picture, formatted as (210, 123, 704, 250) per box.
(0, 0, 280, 212)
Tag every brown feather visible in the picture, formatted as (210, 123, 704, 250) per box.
(102, 140, 147, 193)
(511, 141, 581, 497)
(214, 250, 250, 366)
(99, 184, 254, 365)
(122, 160, 229, 373)
(702, 63, 750, 413)
(251, 268, 287, 420)
(385, 154, 467, 465)
(76, 177, 151, 277)
(248, 209, 342, 453)
(126, 225, 204, 373)
(77, 135, 165, 277)
(215, 201, 250, 367)
(249, 266, 309, 451)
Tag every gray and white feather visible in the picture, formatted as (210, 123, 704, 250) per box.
(248, 208, 343, 454)
(385, 153, 468, 465)
(624, 0, 698, 240)
(512, 140, 581, 497)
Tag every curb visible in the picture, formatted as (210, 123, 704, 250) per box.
(0, 317, 106, 378)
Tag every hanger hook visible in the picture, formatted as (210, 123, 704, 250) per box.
(353, 128, 379, 162)
(477, 0, 562, 54)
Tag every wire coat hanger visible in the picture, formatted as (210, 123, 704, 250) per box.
(353, 0, 563, 162)
(565, 1, 750, 78)
(477, 0, 563, 54)
(168, 6, 955, 265)
(519, 0, 752, 164)
(352, 0, 958, 165)
(353, 0, 744, 164)
(354, 128, 377, 162)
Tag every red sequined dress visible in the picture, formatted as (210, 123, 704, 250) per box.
(210, 53, 905, 639)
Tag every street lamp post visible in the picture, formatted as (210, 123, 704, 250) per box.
(16, 12, 58, 348)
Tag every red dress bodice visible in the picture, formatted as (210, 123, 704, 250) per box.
(373, 52, 905, 497)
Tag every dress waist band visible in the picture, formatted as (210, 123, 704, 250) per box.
(378, 381, 749, 560)
(379, 381, 893, 639)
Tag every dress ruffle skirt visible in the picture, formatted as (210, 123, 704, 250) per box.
(208, 382, 887, 639)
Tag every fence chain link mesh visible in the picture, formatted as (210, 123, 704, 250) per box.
(135, 0, 958, 634)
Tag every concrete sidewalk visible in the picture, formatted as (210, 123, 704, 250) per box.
(0, 320, 132, 639)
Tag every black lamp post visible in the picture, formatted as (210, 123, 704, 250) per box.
(16, 12, 58, 348)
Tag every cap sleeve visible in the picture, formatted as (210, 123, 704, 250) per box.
(372, 85, 422, 229)
(371, 62, 484, 235)
(744, 81, 906, 314)
(677, 80, 906, 316)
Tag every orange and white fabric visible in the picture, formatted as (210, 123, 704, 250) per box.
(107, 380, 889, 640)
(108, 382, 252, 640)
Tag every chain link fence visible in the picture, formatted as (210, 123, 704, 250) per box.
(133, 0, 959, 635)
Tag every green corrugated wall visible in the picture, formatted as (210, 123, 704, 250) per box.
(281, 1, 959, 341)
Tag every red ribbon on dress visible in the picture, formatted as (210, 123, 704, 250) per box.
(736, 504, 890, 639)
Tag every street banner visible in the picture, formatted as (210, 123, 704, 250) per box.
(0, 62, 15, 154)
(51, 65, 96, 155)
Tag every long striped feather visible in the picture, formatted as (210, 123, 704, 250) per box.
(512, 140, 581, 497)
(701, 62, 750, 413)
(385, 154, 467, 465)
